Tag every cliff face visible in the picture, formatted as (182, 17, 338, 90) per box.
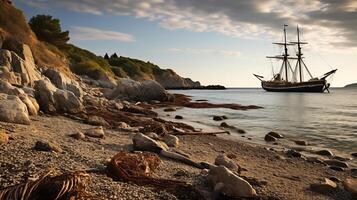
(0, 0, 70, 75)
(153, 69, 201, 89)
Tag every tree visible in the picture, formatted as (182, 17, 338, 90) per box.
(104, 53, 109, 60)
(29, 15, 69, 47)
(110, 53, 119, 59)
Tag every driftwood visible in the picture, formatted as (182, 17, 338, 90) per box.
(172, 131, 230, 136)
(0, 170, 93, 200)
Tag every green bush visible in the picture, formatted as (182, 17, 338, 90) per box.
(71, 60, 107, 79)
(29, 15, 69, 47)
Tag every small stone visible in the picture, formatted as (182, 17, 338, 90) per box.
(226, 153, 237, 159)
(164, 107, 176, 112)
(220, 122, 229, 127)
(116, 122, 131, 130)
(163, 134, 179, 147)
(174, 169, 189, 177)
(86, 115, 109, 126)
(70, 131, 85, 140)
(324, 160, 349, 168)
(221, 115, 228, 120)
(267, 131, 283, 138)
(294, 140, 308, 146)
(286, 149, 302, 158)
(85, 126, 105, 138)
(215, 153, 240, 173)
(310, 178, 337, 193)
(306, 157, 325, 164)
(145, 132, 160, 140)
(343, 178, 357, 196)
(213, 116, 224, 121)
(0, 131, 9, 144)
(351, 152, 357, 157)
(175, 115, 183, 119)
(316, 149, 334, 157)
(34, 141, 62, 153)
(265, 134, 277, 142)
(333, 156, 352, 162)
(329, 166, 344, 172)
(328, 177, 341, 183)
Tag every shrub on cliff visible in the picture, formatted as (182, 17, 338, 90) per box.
(71, 60, 108, 80)
(29, 15, 69, 47)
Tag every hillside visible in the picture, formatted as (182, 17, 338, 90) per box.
(0, 0, 200, 89)
(344, 83, 357, 88)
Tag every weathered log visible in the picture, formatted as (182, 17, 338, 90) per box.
(172, 131, 230, 136)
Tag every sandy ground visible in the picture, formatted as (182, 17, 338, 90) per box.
(0, 115, 355, 200)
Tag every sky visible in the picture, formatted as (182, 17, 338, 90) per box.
(12, 0, 357, 87)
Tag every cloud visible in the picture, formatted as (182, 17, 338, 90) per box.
(168, 48, 241, 57)
(70, 26, 135, 42)
(22, 0, 357, 50)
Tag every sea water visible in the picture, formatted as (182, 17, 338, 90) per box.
(158, 88, 357, 156)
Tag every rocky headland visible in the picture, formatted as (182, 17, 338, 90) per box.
(0, 1, 356, 200)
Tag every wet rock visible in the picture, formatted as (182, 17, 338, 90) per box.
(264, 134, 277, 142)
(324, 160, 349, 168)
(0, 93, 30, 125)
(164, 107, 176, 112)
(286, 149, 302, 158)
(86, 115, 109, 126)
(0, 131, 9, 144)
(70, 131, 85, 140)
(329, 166, 344, 172)
(267, 131, 283, 138)
(315, 149, 334, 157)
(163, 134, 179, 147)
(343, 178, 357, 196)
(85, 126, 105, 138)
(215, 153, 240, 173)
(294, 140, 308, 146)
(310, 178, 337, 193)
(133, 133, 169, 153)
(220, 122, 246, 134)
(351, 152, 357, 158)
(213, 116, 224, 121)
(175, 115, 183, 119)
(207, 166, 256, 198)
(34, 140, 62, 153)
(220, 122, 229, 128)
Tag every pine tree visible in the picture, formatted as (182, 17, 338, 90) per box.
(110, 53, 119, 59)
(104, 53, 109, 59)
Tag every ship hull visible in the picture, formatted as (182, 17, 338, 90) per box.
(261, 80, 326, 93)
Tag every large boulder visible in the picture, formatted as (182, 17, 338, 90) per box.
(34, 78, 83, 114)
(207, 166, 256, 198)
(0, 93, 30, 125)
(0, 45, 41, 87)
(44, 68, 83, 99)
(105, 78, 169, 102)
(0, 80, 38, 115)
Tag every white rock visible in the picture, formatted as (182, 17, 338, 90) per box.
(163, 134, 179, 147)
(0, 93, 30, 125)
(85, 126, 105, 138)
(208, 166, 256, 198)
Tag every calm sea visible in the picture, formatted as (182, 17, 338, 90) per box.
(160, 88, 357, 156)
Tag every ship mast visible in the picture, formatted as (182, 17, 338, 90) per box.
(283, 24, 289, 82)
(267, 24, 296, 82)
(290, 25, 309, 82)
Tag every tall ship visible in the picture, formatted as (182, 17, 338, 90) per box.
(254, 25, 337, 93)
